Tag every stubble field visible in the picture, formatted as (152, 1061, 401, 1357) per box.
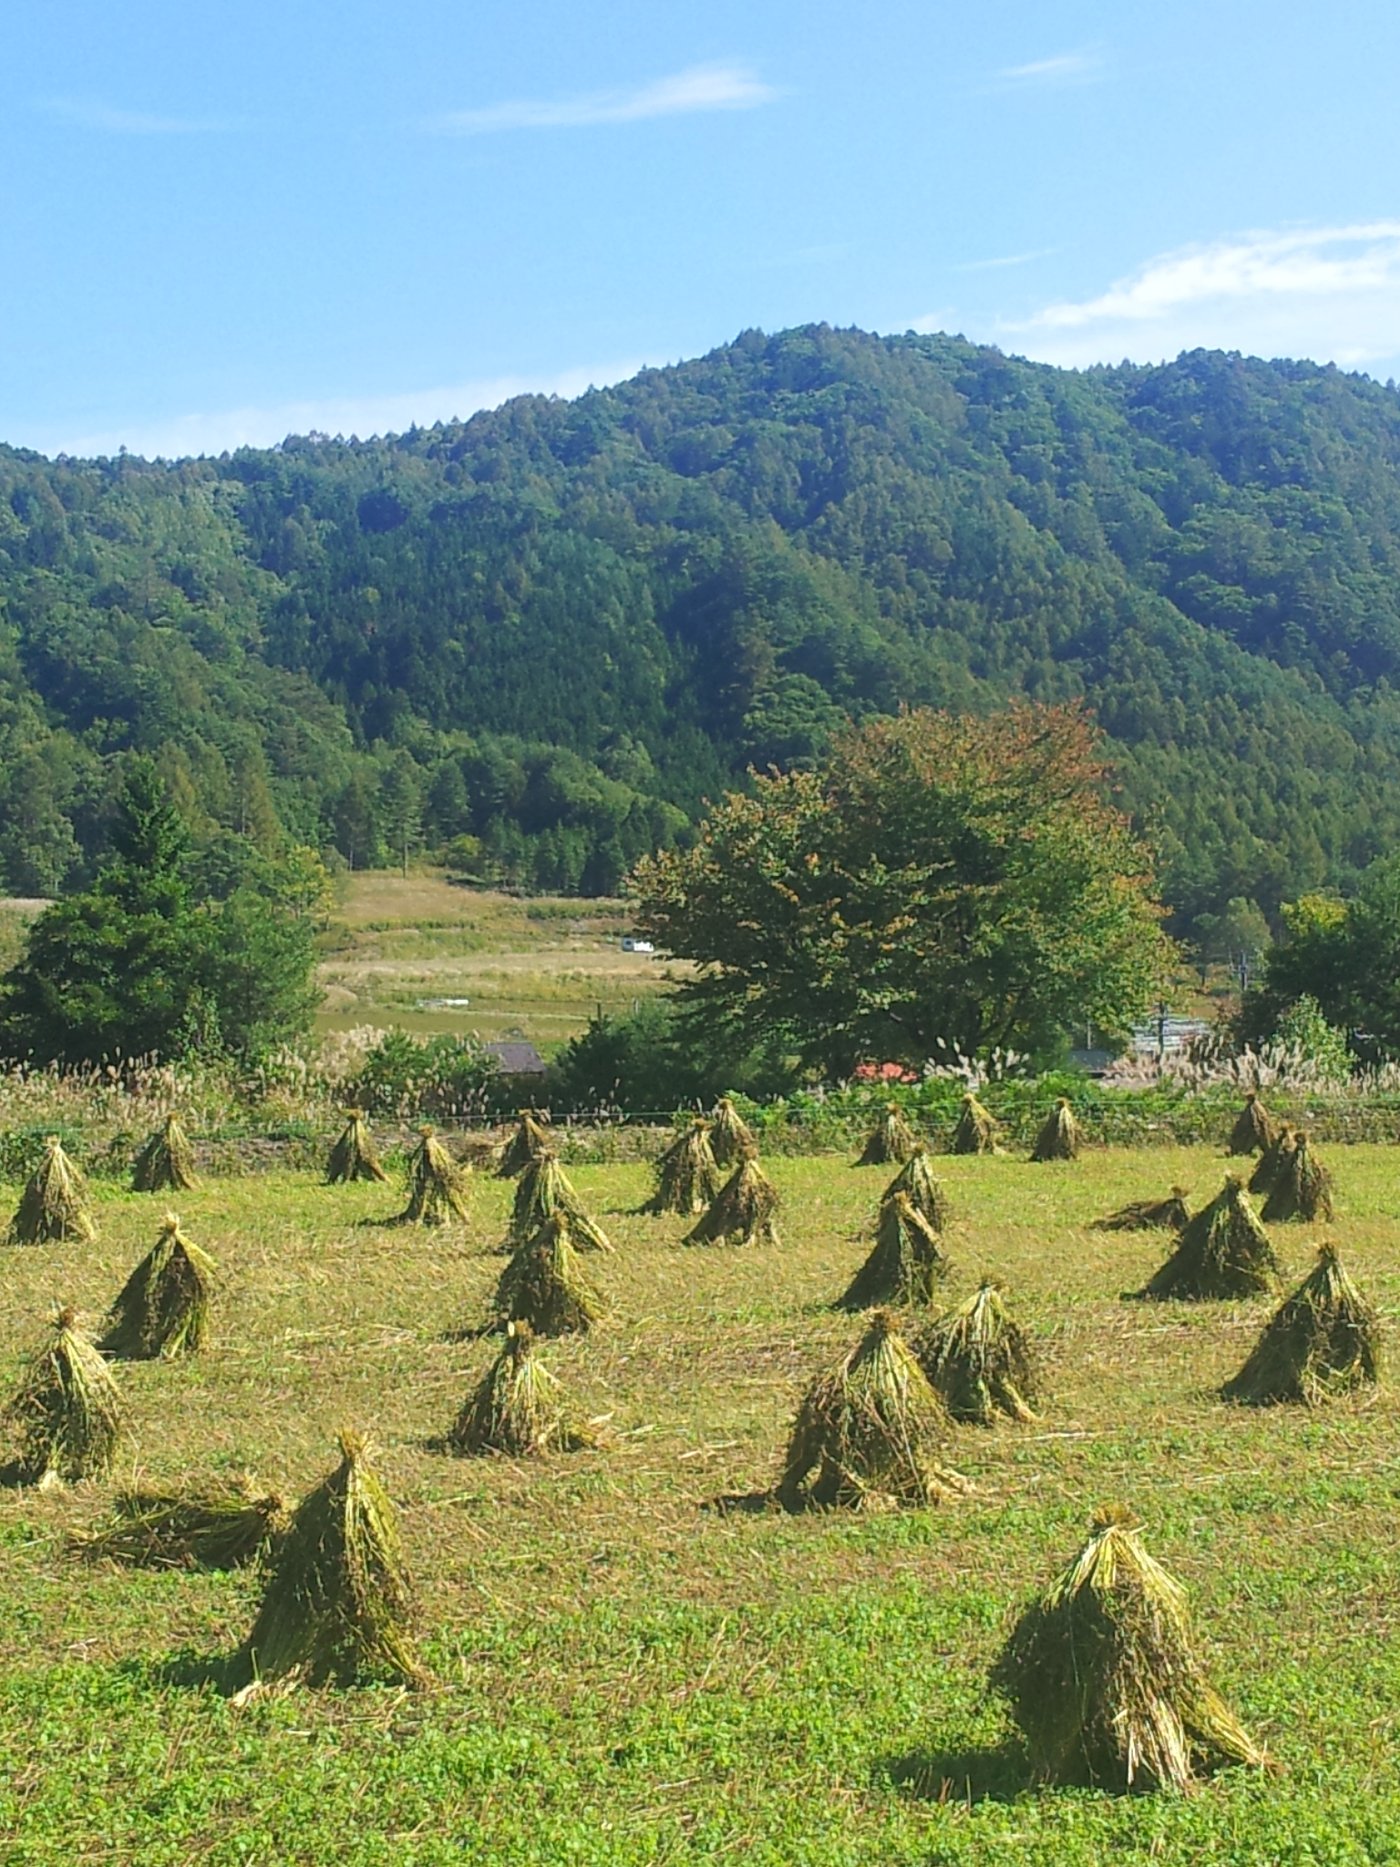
(1, 1140, 1399, 1864)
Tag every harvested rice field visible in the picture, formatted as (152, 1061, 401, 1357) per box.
(2, 1140, 1400, 1864)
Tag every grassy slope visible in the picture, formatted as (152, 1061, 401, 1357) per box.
(316, 873, 677, 1050)
(1, 1141, 1399, 1864)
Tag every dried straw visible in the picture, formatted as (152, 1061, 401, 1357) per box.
(132, 1112, 199, 1193)
(643, 1120, 721, 1217)
(1141, 1175, 1278, 1300)
(880, 1147, 949, 1232)
(492, 1214, 607, 1336)
(992, 1505, 1263, 1792)
(1031, 1098, 1081, 1163)
(684, 1158, 781, 1248)
(1222, 1244, 1380, 1406)
(237, 1431, 426, 1694)
(102, 1213, 216, 1360)
(325, 1108, 389, 1184)
(778, 1309, 968, 1511)
(74, 1474, 289, 1569)
(4, 1306, 122, 1485)
(1092, 1187, 1191, 1233)
(496, 1110, 552, 1179)
(951, 1091, 1001, 1156)
(7, 1137, 96, 1246)
(838, 1191, 950, 1310)
(855, 1103, 918, 1167)
(510, 1153, 612, 1252)
(710, 1096, 758, 1168)
(1228, 1090, 1278, 1157)
(449, 1322, 600, 1455)
(400, 1126, 471, 1226)
(1260, 1131, 1335, 1224)
(916, 1283, 1039, 1424)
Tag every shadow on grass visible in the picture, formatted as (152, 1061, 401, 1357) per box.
(703, 1488, 787, 1517)
(115, 1647, 249, 1696)
(880, 1739, 1027, 1806)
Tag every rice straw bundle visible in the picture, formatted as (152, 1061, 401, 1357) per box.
(880, 1146, 949, 1232)
(7, 1137, 96, 1246)
(1030, 1098, 1081, 1163)
(492, 1214, 607, 1336)
(916, 1283, 1039, 1424)
(838, 1191, 950, 1310)
(1091, 1187, 1191, 1233)
(74, 1474, 289, 1569)
(643, 1120, 722, 1217)
(1141, 1175, 1278, 1300)
(400, 1126, 471, 1226)
(510, 1153, 612, 1252)
(1228, 1090, 1278, 1157)
(778, 1309, 968, 1511)
(237, 1432, 426, 1695)
(449, 1322, 600, 1455)
(991, 1505, 1263, 1792)
(855, 1102, 918, 1167)
(1222, 1244, 1380, 1406)
(4, 1307, 122, 1486)
(951, 1091, 1001, 1156)
(684, 1158, 781, 1249)
(1261, 1131, 1335, 1224)
(709, 1096, 758, 1168)
(1247, 1124, 1297, 1197)
(325, 1108, 389, 1184)
(496, 1110, 552, 1179)
(102, 1213, 217, 1360)
(132, 1112, 199, 1193)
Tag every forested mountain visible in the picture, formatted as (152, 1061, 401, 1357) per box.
(4, 323, 1400, 936)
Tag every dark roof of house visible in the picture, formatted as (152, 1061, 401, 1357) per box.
(484, 1040, 548, 1076)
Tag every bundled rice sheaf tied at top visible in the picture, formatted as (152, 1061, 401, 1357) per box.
(102, 1213, 216, 1360)
(1141, 1175, 1279, 1301)
(492, 1214, 607, 1337)
(509, 1153, 612, 1253)
(4, 1307, 122, 1486)
(1248, 1124, 1297, 1197)
(838, 1191, 950, 1311)
(496, 1109, 552, 1179)
(855, 1102, 918, 1167)
(1260, 1131, 1335, 1225)
(880, 1146, 950, 1232)
(1222, 1243, 1380, 1406)
(73, 1474, 290, 1570)
(991, 1504, 1263, 1793)
(709, 1096, 758, 1168)
(643, 1119, 722, 1217)
(7, 1137, 97, 1246)
(1228, 1090, 1279, 1157)
(1092, 1186, 1192, 1233)
(778, 1309, 969, 1511)
(131, 1112, 199, 1193)
(400, 1126, 471, 1226)
(951, 1091, 1002, 1156)
(236, 1432, 427, 1697)
(684, 1158, 781, 1249)
(449, 1321, 601, 1456)
(1030, 1097, 1082, 1163)
(916, 1282, 1039, 1425)
(325, 1108, 389, 1185)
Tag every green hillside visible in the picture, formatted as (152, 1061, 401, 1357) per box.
(5, 325, 1400, 934)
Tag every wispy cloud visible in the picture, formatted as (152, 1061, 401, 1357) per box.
(33, 357, 662, 462)
(426, 61, 777, 136)
(955, 247, 1059, 273)
(1006, 221, 1400, 371)
(39, 97, 241, 134)
(991, 47, 1107, 90)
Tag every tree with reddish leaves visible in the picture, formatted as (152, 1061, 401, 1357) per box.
(631, 704, 1172, 1077)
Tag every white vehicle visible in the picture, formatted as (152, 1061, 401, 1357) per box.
(620, 937, 655, 954)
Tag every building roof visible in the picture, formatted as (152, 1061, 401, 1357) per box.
(484, 1039, 548, 1076)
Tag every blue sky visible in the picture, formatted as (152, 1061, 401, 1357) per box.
(4, 0, 1399, 459)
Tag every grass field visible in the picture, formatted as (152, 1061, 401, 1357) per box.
(2, 1140, 1399, 1864)
(315, 874, 677, 1051)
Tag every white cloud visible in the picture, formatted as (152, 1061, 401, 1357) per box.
(1006, 222, 1400, 371)
(35, 357, 661, 462)
(39, 97, 240, 134)
(954, 247, 1059, 273)
(992, 48, 1106, 89)
(426, 61, 777, 135)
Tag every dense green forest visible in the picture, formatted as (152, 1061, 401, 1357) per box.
(4, 324, 1400, 938)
